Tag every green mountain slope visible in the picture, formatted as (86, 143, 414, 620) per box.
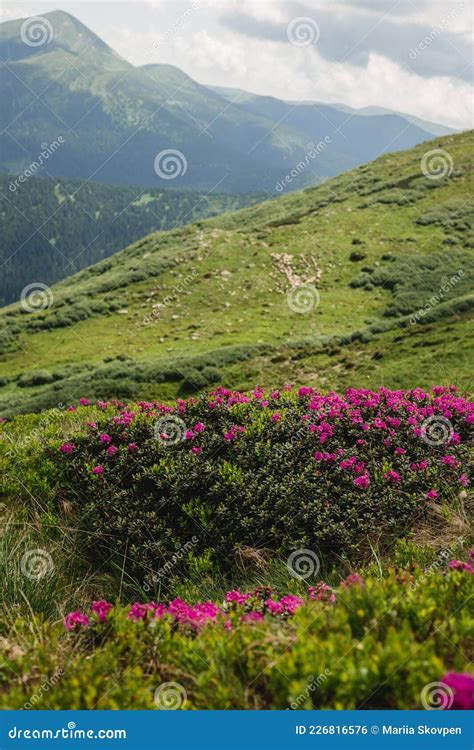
(0, 172, 261, 306)
(0, 131, 472, 417)
(0, 10, 438, 194)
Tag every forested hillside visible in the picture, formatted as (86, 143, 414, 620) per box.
(0, 173, 260, 305)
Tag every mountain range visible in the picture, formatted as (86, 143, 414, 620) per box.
(0, 130, 471, 418)
(0, 10, 452, 195)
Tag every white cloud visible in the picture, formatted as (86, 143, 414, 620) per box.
(174, 29, 247, 76)
(0, 4, 29, 21)
(145, 18, 472, 129)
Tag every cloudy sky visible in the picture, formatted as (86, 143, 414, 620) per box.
(2, 0, 473, 128)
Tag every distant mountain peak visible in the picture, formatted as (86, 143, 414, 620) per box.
(0, 8, 117, 62)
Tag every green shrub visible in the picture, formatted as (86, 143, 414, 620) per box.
(49, 386, 471, 587)
(18, 370, 54, 388)
(1, 567, 472, 709)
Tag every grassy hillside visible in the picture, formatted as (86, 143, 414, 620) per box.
(0, 10, 436, 194)
(0, 131, 472, 418)
(0, 172, 261, 306)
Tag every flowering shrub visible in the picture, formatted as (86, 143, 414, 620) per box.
(52, 385, 472, 585)
(2, 565, 472, 710)
(63, 587, 319, 632)
(63, 553, 473, 634)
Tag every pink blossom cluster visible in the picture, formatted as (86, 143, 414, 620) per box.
(448, 548, 474, 574)
(63, 555, 472, 635)
(440, 673, 474, 710)
(63, 585, 336, 633)
(56, 387, 471, 504)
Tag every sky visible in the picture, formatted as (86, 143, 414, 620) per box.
(1, 0, 473, 129)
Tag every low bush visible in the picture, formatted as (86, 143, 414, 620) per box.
(349, 250, 472, 318)
(1, 564, 472, 709)
(49, 385, 472, 586)
(17, 370, 54, 388)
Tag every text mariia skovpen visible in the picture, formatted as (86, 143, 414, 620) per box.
(383, 726, 462, 736)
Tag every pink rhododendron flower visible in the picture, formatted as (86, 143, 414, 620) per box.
(223, 425, 245, 441)
(99, 434, 112, 445)
(426, 489, 438, 500)
(298, 387, 314, 398)
(64, 611, 89, 631)
(128, 603, 151, 621)
(265, 599, 284, 615)
(191, 446, 202, 455)
(107, 445, 118, 456)
(279, 594, 304, 614)
(308, 583, 336, 605)
(341, 573, 364, 588)
(440, 673, 474, 710)
(384, 470, 402, 483)
(354, 474, 370, 489)
(448, 560, 474, 573)
(242, 611, 264, 623)
(92, 465, 104, 475)
(60, 442, 75, 454)
(441, 455, 459, 468)
(226, 590, 251, 606)
(91, 600, 113, 622)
